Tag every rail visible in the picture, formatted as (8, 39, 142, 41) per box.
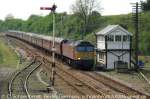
(7, 36, 150, 98)
(8, 59, 36, 99)
(8, 55, 44, 99)
(139, 71, 150, 86)
(93, 72, 150, 98)
(24, 62, 42, 99)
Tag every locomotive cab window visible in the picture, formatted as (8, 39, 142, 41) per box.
(86, 46, 94, 52)
(77, 46, 85, 52)
(77, 46, 94, 52)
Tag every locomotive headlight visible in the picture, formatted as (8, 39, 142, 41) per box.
(78, 58, 81, 60)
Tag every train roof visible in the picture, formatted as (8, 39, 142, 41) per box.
(7, 30, 93, 46)
(74, 40, 94, 46)
(42, 35, 65, 43)
(8, 30, 65, 43)
(64, 40, 94, 47)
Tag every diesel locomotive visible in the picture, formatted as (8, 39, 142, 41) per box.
(6, 30, 95, 69)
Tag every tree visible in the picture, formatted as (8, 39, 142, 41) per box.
(71, 0, 102, 39)
(141, 0, 150, 11)
(5, 13, 14, 20)
(88, 11, 101, 31)
(25, 15, 43, 32)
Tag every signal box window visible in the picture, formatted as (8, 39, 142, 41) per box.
(107, 35, 114, 42)
(115, 35, 121, 42)
(123, 35, 130, 42)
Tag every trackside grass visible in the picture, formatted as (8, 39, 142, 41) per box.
(0, 37, 18, 68)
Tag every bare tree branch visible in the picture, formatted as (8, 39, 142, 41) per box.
(71, 0, 102, 39)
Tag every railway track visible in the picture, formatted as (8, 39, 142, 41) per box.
(43, 59, 127, 96)
(43, 61, 150, 99)
(43, 58, 96, 96)
(138, 69, 150, 93)
(83, 72, 150, 97)
(140, 69, 150, 81)
(6, 36, 150, 98)
(55, 62, 150, 98)
(8, 56, 42, 99)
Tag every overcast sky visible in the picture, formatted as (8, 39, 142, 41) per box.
(0, 0, 144, 20)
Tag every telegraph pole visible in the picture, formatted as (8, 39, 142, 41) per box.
(135, 2, 139, 70)
(132, 2, 141, 70)
(40, 4, 57, 87)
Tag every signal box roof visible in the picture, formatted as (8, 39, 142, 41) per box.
(96, 25, 132, 36)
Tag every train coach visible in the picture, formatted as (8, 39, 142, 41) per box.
(6, 30, 95, 70)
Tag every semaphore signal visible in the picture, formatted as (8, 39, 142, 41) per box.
(40, 4, 57, 12)
(40, 7, 52, 10)
(40, 4, 57, 89)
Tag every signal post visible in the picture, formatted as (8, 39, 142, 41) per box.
(40, 4, 57, 91)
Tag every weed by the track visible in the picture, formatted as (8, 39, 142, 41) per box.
(0, 37, 18, 68)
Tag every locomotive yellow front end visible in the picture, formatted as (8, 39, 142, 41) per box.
(74, 41, 95, 70)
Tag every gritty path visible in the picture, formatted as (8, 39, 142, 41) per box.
(0, 81, 3, 99)
(0, 67, 16, 99)
(36, 68, 49, 86)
